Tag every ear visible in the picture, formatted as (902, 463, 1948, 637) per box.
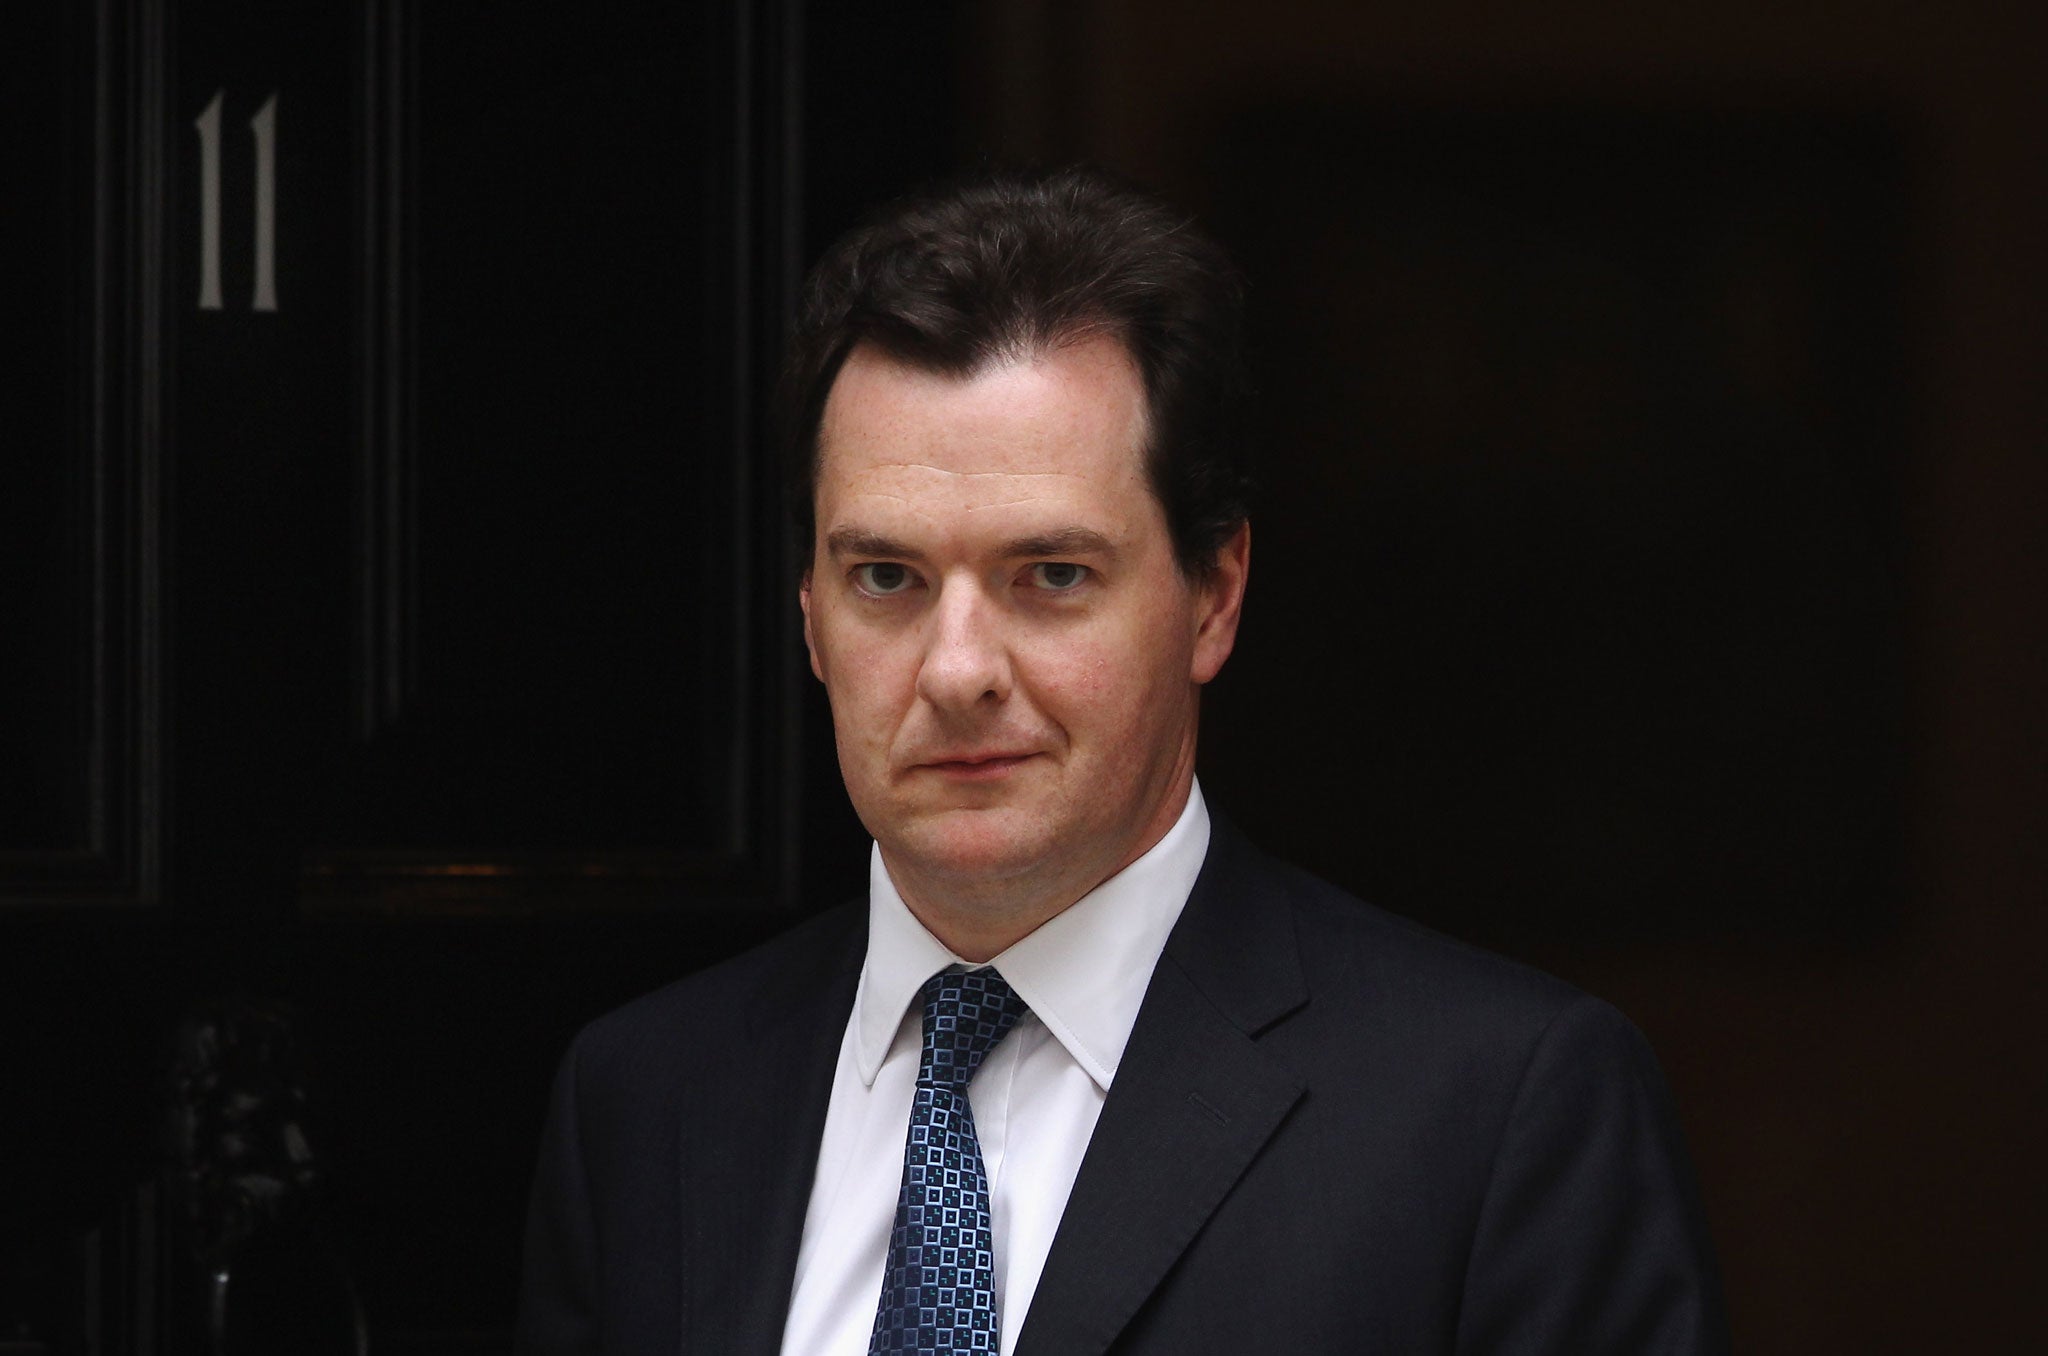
(799, 569, 825, 682)
(1189, 520, 1250, 685)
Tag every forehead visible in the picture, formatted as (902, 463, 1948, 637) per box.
(813, 335, 1158, 544)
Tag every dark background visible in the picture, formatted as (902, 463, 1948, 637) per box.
(4, 0, 2042, 1352)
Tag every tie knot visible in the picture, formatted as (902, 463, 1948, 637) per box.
(917, 968, 1026, 1094)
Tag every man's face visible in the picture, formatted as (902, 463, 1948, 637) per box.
(800, 334, 1246, 933)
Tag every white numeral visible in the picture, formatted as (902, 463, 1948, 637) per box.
(194, 91, 223, 310)
(194, 88, 280, 313)
(251, 93, 278, 312)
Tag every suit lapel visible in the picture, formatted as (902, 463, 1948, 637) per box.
(677, 906, 865, 1355)
(1015, 819, 1308, 1356)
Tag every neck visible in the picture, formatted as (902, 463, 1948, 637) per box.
(896, 892, 1061, 965)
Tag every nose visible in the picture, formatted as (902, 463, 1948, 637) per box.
(915, 576, 1011, 712)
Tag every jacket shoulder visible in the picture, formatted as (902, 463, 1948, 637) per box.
(1282, 856, 1587, 1022)
(1198, 822, 1626, 1075)
(566, 901, 864, 1081)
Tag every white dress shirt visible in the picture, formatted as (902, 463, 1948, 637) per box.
(778, 781, 1212, 1356)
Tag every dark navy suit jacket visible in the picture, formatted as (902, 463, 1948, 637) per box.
(516, 817, 1728, 1354)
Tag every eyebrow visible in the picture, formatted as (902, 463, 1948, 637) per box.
(998, 527, 1116, 559)
(824, 527, 915, 560)
(823, 524, 1118, 562)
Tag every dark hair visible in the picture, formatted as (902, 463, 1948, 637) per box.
(782, 165, 1252, 576)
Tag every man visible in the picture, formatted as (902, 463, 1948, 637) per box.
(517, 167, 1726, 1355)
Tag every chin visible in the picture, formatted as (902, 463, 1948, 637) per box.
(889, 804, 1059, 886)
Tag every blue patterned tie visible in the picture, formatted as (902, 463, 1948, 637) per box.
(869, 968, 1029, 1354)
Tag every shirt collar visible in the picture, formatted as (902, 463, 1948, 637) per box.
(852, 779, 1211, 1091)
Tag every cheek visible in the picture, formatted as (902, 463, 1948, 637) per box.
(816, 620, 914, 746)
(1028, 627, 1186, 737)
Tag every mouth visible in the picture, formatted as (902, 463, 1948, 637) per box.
(915, 751, 1039, 780)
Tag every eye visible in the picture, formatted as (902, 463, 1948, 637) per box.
(1026, 562, 1089, 592)
(851, 562, 916, 596)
